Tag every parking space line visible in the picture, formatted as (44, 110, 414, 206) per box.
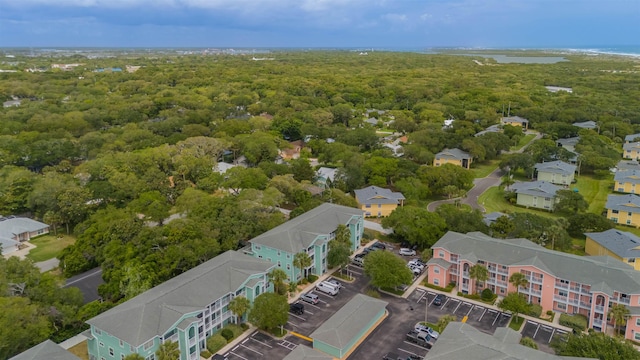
(532, 322, 541, 338)
(304, 302, 321, 310)
(453, 301, 462, 314)
(466, 305, 475, 316)
(416, 292, 427, 304)
(549, 328, 556, 343)
(289, 313, 305, 320)
(315, 292, 333, 300)
(287, 321, 299, 328)
(491, 311, 502, 326)
(250, 336, 273, 348)
(239, 343, 263, 356)
(441, 297, 453, 309)
(305, 310, 314, 315)
(398, 347, 423, 357)
(402, 341, 429, 350)
(478, 307, 488, 321)
(229, 351, 249, 360)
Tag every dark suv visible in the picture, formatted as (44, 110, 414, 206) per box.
(289, 302, 304, 315)
(433, 294, 444, 306)
(371, 242, 386, 250)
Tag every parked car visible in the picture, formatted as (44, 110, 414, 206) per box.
(352, 255, 365, 267)
(405, 330, 434, 349)
(371, 242, 386, 250)
(433, 294, 444, 306)
(289, 302, 304, 315)
(316, 281, 339, 295)
(382, 352, 402, 360)
(408, 259, 425, 267)
(415, 322, 439, 339)
(325, 278, 343, 289)
(407, 261, 424, 272)
(408, 265, 421, 276)
(399, 248, 416, 256)
(300, 292, 319, 304)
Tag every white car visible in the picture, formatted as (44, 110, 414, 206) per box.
(325, 278, 343, 289)
(399, 248, 416, 256)
(415, 323, 440, 339)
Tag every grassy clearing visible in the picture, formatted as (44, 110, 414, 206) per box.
(472, 159, 499, 178)
(511, 134, 536, 151)
(573, 174, 613, 214)
(478, 186, 556, 219)
(26, 234, 76, 262)
(68, 341, 89, 360)
(508, 315, 525, 331)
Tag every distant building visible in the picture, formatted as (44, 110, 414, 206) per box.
(606, 194, 640, 227)
(625, 133, 640, 143)
(500, 116, 529, 130)
(585, 229, 640, 271)
(354, 186, 405, 217)
(316, 167, 338, 188)
(615, 160, 640, 172)
(556, 136, 580, 153)
(0, 216, 49, 246)
(534, 160, 576, 185)
(510, 181, 561, 211)
(573, 120, 597, 130)
(279, 140, 304, 160)
(545, 85, 573, 93)
(622, 142, 640, 160)
(433, 148, 472, 169)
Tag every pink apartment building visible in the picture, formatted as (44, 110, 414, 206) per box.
(427, 231, 640, 341)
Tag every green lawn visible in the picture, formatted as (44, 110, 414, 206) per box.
(25, 234, 76, 262)
(508, 316, 525, 331)
(573, 174, 613, 214)
(478, 186, 556, 219)
(471, 160, 499, 178)
(510, 134, 536, 151)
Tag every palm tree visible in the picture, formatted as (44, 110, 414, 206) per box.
(155, 340, 180, 360)
(468, 264, 488, 294)
(509, 272, 529, 294)
(228, 296, 251, 324)
(268, 268, 288, 295)
(608, 304, 630, 336)
(293, 252, 312, 280)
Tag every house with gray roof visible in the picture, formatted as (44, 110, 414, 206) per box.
(585, 229, 640, 271)
(556, 136, 580, 153)
(606, 194, 640, 227)
(10, 340, 80, 360)
(425, 322, 592, 360)
(614, 169, 640, 194)
(315, 167, 338, 188)
(354, 186, 405, 217)
(427, 231, 640, 340)
(534, 160, 576, 185)
(625, 133, 640, 143)
(510, 181, 562, 211)
(482, 212, 508, 226)
(433, 148, 472, 169)
(572, 120, 597, 130)
(501, 116, 529, 130)
(616, 160, 640, 172)
(248, 203, 364, 281)
(86, 251, 275, 360)
(310, 294, 387, 358)
(0, 216, 49, 254)
(623, 142, 640, 160)
(474, 124, 501, 137)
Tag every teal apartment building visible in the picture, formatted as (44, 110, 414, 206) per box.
(248, 203, 364, 281)
(86, 251, 275, 360)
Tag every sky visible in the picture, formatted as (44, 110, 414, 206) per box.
(0, 0, 639, 48)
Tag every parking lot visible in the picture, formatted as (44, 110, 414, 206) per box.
(521, 320, 568, 354)
(223, 330, 311, 360)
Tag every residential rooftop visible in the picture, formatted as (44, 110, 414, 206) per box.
(614, 169, 640, 185)
(10, 340, 80, 360)
(354, 186, 405, 205)
(434, 148, 472, 160)
(586, 229, 640, 260)
(606, 194, 640, 213)
(534, 160, 576, 175)
(510, 180, 562, 198)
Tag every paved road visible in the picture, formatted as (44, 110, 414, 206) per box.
(35, 258, 60, 272)
(363, 220, 393, 235)
(64, 267, 104, 303)
(427, 131, 541, 212)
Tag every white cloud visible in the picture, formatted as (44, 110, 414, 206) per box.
(382, 13, 407, 23)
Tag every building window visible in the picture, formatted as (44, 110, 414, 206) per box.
(628, 219, 632, 225)
(109, 347, 114, 356)
(499, 288, 505, 294)
(277, 250, 281, 256)
(434, 267, 440, 274)
(286, 263, 291, 270)
(119, 340, 124, 347)
(434, 279, 440, 286)
(636, 318, 640, 326)
(611, 217, 618, 223)
(636, 332, 640, 341)
(629, 212, 633, 217)
(95, 328, 102, 335)
(254, 245, 261, 250)
(143, 340, 153, 351)
(99, 342, 104, 347)
(365, 204, 371, 208)
(146, 356, 155, 360)
(438, 251, 444, 258)
(277, 261, 281, 267)
(121, 355, 125, 360)
(557, 303, 567, 310)
(612, 210, 619, 214)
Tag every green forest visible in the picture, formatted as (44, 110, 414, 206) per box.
(1, 50, 640, 357)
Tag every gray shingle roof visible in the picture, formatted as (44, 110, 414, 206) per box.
(483, 212, 508, 226)
(87, 251, 274, 347)
(10, 340, 80, 360)
(535, 161, 576, 176)
(0, 216, 48, 240)
(605, 194, 640, 213)
(556, 137, 580, 148)
(425, 322, 594, 360)
(623, 142, 640, 152)
(625, 133, 640, 142)
(510, 181, 561, 197)
(310, 294, 387, 349)
(572, 121, 597, 129)
(614, 169, 640, 185)
(427, 257, 453, 269)
(475, 124, 501, 137)
(250, 203, 363, 253)
(432, 231, 640, 296)
(586, 229, 640, 259)
(616, 160, 640, 171)
(283, 345, 334, 360)
(434, 148, 471, 161)
(354, 186, 405, 206)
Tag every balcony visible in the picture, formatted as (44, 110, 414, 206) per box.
(524, 288, 541, 296)
(461, 284, 469, 291)
(190, 352, 199, 360)
(595, 305, 604, 312)
(496, 267, 509, 275)
(569, 286, 581, 292)
(567, 298, 580, 306)
(528, 276, 543, 285)
(462, 271, 469, 278)
(580, 301, 591, 308)
(555, 283, 569, 290)
(554, 295, 567, 302)
(581, 288, 591, 295)
(189, 337, 197, 347)
(593, 318, 603, 327)
(618, 297, 630, 305)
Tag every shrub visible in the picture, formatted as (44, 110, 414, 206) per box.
(526, 304, 542, 318)
(206, 334, 227, 354)
(559, 313, 588, 332)
(365, 288, 381, 298)
(546, 310, 554, 316)
(225, 324, 245, 338)
(200, 350, 212, 359)
(425, 282, 455, 293)
(481, 288, 494, 301)
(307, 274, 318, 282)
(240, 323, 249, 331)
(520, 336, 538, 349)
(220, 328, 234, 341)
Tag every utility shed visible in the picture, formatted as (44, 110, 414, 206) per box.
(310, 294, 387, 358)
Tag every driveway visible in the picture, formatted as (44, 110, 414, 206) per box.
(64, 267, 104, 303)
(35, 258, 60, 272)
(363, 220, 392, 235)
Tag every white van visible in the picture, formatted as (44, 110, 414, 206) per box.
(315, 281, 339, 296)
